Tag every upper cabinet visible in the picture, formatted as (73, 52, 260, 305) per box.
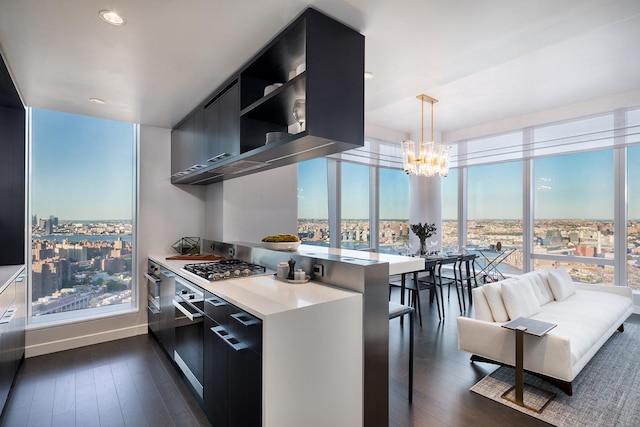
(0, 53, 25, 265)
(171, 7, 364, 185)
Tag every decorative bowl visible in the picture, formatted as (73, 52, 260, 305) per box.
(261, 241, 301, 251)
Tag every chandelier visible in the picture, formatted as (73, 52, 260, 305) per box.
(401, 94, 451, 177)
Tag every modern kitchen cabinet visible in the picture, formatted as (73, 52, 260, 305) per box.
(149, 254, 363, 427)
(204, 291, 261, 427)
(0, 266, 26, 413)
(170, 108, 205, 178)
(171, 7, 364, 185)
(0, 54, 26, 265)
(203, 82, 240, 166)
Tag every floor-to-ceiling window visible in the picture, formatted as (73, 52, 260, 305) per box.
(441, 169, 458, 250)
(533, 150, 614, 283)
(628, 145, 640, 290)
(297, 158, 329, 246)
(467, 161, 523, 275)
(341, 162, 370, 249)
(30, 108, 136, 322)
(379, 167, 409, 254)
(296, 106, 639, 291)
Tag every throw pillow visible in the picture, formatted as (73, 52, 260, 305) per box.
(482, 281, 510, 322)
(525, 272, 554, 305)
(547, 267, 576, 301)
(501, 279, 540, 319)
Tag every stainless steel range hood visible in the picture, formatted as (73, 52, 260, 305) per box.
(171, 134, 351, 185)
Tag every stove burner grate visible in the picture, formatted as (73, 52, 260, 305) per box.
(183, 259, 267, 281)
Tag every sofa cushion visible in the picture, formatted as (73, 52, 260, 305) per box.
(483, 281, 510, 322)
(524, 271, 554, 305)
(501, 279, 540, 319)
(473, 290, 495, 322)
(547, 267, 576, 301)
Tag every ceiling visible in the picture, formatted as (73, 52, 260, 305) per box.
(0, 0, 639, 139)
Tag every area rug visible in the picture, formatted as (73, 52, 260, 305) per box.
(470, 322, 640, 426)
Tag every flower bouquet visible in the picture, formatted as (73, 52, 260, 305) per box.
(409, 222, 437, 255)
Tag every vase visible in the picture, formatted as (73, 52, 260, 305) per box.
(419, 238, 427, 255)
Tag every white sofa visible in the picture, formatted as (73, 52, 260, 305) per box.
(457, 267, 633, 394)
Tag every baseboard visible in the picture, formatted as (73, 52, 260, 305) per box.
(25, 323, 148, 358)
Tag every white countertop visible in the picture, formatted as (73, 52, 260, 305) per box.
(294, 245, 425, 276)
(149, 254, 360, 320)
(0, 265, 25, 293)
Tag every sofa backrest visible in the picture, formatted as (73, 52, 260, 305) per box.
(472, 268, 560, 322)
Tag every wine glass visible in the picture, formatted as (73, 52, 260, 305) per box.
(429, 239, 439, 255)
(292, 99, 306, 132)
(408, 241, 417, 257)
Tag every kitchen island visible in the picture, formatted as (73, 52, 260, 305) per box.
(149, 254, 363, 427)
(151, 242, 425, 427)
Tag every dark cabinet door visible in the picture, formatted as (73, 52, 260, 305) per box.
(203, 82, 240, 164)
(171, 109, 205, 174)
(203, 97, 220, 162)
(204, 314, 228, 427)
(227, 348, 261, 427)
(218, 84, 240, 157)
(203, 292, 261, 427)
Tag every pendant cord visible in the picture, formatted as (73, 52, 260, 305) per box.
(431, 100, 434, 142)
(421, 98, 424, 142)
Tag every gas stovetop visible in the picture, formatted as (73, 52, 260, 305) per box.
(182, 259, 268, 281)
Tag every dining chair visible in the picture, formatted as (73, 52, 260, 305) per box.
(389, 301, 414, 402)
(416, 259, 442, 320)
(458, 253, 479, 305)
(435, 256, 465, 315)
(389, 273, 424, 326)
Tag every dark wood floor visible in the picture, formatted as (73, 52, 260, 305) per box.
(0, 332, 211, 427)
(2, 292, 636, 426)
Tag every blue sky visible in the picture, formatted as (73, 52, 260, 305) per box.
(31, 109, 134, 221)
(299, 146, 640, 221)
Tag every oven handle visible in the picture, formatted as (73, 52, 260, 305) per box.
(173, 299, 203, 321)
(144, 272, 161, 283)
(211, 325, 248, 352)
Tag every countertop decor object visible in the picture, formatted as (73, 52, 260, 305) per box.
(410, 222, 437, 255)
(261, 241, 301, 251)
(171, 237, 200, 255)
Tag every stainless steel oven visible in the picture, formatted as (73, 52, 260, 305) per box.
(173, 277, 205, 399)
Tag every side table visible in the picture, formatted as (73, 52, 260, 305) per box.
(501, 317, 557, 413)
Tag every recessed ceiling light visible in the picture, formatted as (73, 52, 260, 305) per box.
(98, 10, 126, 26)
(89, 98, 106, 104)
(364, 71, 374, 80)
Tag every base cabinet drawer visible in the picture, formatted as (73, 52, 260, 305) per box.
(203, 291, 262, 427)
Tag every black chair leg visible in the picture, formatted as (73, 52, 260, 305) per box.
(409, 310, 414, 402)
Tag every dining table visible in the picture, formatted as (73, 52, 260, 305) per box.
(398, 253, 462, 321)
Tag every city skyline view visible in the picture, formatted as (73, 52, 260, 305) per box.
(30, 108, 135, 318)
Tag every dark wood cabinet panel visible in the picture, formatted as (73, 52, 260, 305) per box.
(203, 82, 239, 166)
(218, 84, 240, 158)
(171, 7, 364, 185)
(171, 109, 205, 177)
(0, 54, 25, 265)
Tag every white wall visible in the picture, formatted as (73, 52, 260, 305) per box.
(26, 125, 206, 357)
(204, 164, 298, 243)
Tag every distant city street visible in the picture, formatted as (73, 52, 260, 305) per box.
(31, 218, 132, 316)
